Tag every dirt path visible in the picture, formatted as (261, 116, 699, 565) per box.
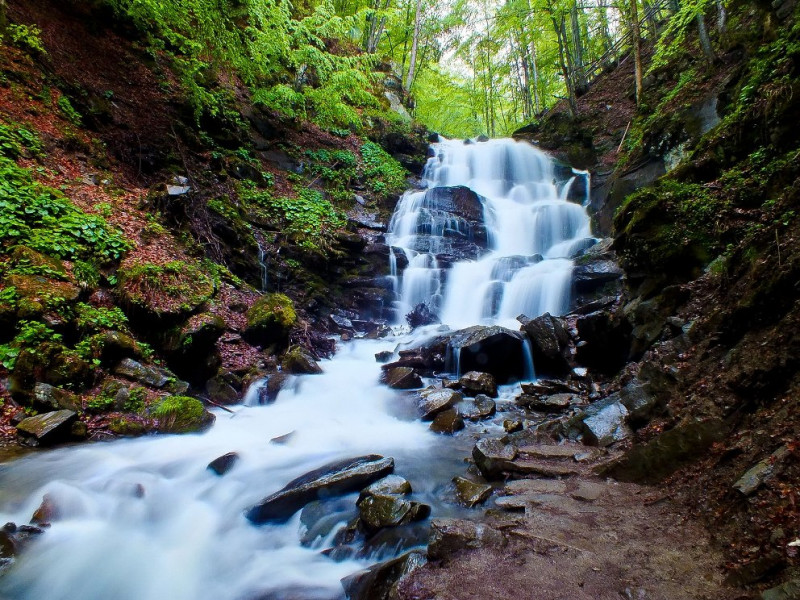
(397, 442, 743, 600)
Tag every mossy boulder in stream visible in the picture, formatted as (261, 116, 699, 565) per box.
(151, 395, 215, 434)
(243, 293, 297, 347)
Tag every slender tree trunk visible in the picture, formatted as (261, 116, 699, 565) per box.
(696, 12, 715, 61)
(642, 0, 658, 38)
(570, 3, 587, 93)
(405, 0, 422, 91)
(550, 10, 577, 116)
(531, 38, 541, 114)
(629, 0, 644, 105)
(716, 0, 726, 34)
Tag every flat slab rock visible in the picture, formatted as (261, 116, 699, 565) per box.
(246, 454, 394, 524)
(16, 410, 77, 445)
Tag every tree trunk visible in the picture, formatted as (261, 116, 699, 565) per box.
(531, 38, 541, 114)
(570, 3, 588, 94)
(405, 0, 422, 91)
(696, 12, 715, 61)
(629, 0, 644, 105)
(716, 0, 726, 34)
(0, 0, 7, 35)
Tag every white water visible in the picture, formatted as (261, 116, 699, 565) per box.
(0, 137, 593, 600)
(0, 341, 442, 600)
(387, 138, 593, 329)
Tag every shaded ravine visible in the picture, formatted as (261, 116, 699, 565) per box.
(0, 138, 592, 599)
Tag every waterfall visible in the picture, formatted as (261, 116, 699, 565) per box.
(387, 138, 594, 329)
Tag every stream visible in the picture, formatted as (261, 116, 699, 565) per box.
(0, 137, 593, 599)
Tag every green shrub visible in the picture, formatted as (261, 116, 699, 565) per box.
(74, 303, 130, 333)
(360, 141, 407, 195)
(57, 96, 82, 126)
(4, 24, 46, 55)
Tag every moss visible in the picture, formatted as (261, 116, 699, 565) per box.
(244, 293, 297, 346)
(109, 417, 147, 436)
(117, 260, 215, 318)
(152, 395, 213, 433)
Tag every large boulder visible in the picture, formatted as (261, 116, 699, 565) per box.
(418, 389, 462, 420)
(16, 410, 77, 446)
(449, 326, 529, 383)
(575, 310, 631, 375)
(457, 395, 496, 420)
(452, 477, 492, 507)
(472, 438, 518, 479)
(357, 494, 430, 533)
(281, 346, 323, 374)
(341, 550, 427, 600)
(427, 518, 506, 561)
(382, 367, 423, 390)
(243, 293, 297, 347)
(32, 383, 80, 412)
(151, 396, 215, 434)
(113, 358, 169, 388)
(459, 371, 497, 398)
(580, 397, 631, 446)
(430, 409, 465, 434)
(246, 455, 395, 524)
(518, 313, 572, 376)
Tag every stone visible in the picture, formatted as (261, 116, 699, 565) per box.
(518, 312, 572, 376)
(427, 518, 506, 561)
(503, 419, 523, 433)
(453, 477, 492, 507)
(205, 377, 239, 405)
(382, 367, 422, 390)
(419, 389, 462, 420)
(252, 373, 288, 405)
(581, 399, 631, 447)
(570, 481, 605, 502)
(152, 396, 215, 434)
(357, 493, 430, 532)
(618, 380, 660, 425)
(207, 452, 239, 476)
(516, 392, 573, 412)
(459, 371, 497, 398)
(375, 350, 394, 363)
(282, 346, 323, 374)
(504, 479, 567, 495)
(605, 419, 729, 484)
(518, 444, 580, 460)
(457, 395, 496, 420)
(113, 358, 169, 388)
(430, 409, 465, 434)
(761, 579, 800, 600)
(243, 293, 297, 347)
(575, 310, 631, 375)
(406, 303, 440, 328)
(734, 446, 791, 496)
(508, 459, 580, 477)
(520, 379, 580, 396)
(472, 438, 517, 479)
(246, 455, 395, 524)
(448, 326, 529, 383)
(341, 550, 426, 600)
(33, 383, 80, 412)
(359, 475, 412, 499)
(97, 331, 140, 365)
(572, 260, 624, 293)
(16, 411, 77, 446)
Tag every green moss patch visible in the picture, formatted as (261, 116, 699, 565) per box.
(244, 293, 297, 346)
(152, 395, 214, 433)
(117, 260, 215, 318)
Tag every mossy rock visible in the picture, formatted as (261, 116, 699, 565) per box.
(152, 395, 215, 434)
(282, 345, 322, 374)
(109, 417, 147, 436)
(5, 274, 81, 320)
(244, 293, 297, 346)
(117, 261, 215, 319)
(8, 246, 67, 278)
(8, 343, 91, 399)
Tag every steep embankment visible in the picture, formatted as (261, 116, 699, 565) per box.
(517, 0, 799, 592)
(0, 0, 428, 448)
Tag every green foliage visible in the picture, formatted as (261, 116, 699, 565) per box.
(74, 303, 130, 333)
(0, 123, 43, 159)
(117, 260, 215, 315)
(57, 96, 82, 126)
(3, 24, 47, 55)
(73, 261, 101, 288)
(243, 184, 345, 251)
(152, 395, 209, 433)
(0, 321, 61, 370)
(360, 141, 406, 195)
(0, 158, 131, 263)
(650, 0, 714, 71)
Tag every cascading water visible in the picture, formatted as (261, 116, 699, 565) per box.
(387, 138, 593, 329)
(0, 137, 594, 600)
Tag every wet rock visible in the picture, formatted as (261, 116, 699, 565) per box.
(618, 379, 660, 425)
(341, 550, 427, 600)
(330, 313, 354, 332)
(205, 377, 239, 405)
(605, 419, 729, 483)
(457, 395, 496, 420)
(30, 493, 60, 525)
(520, 379, 581, 396)
(581, 399, 631, 447)
(575, 310, 631, 375)
(281, 346, 323, 374)
(243, 293, 297, 347)
(357, 494, 431, 533)
(207, 452, 239, 476)
(734, 446, 791, 496)
(419, 389, 462, 420)
(299, 498, 357, 546)
(151, 396, 215, 434)
(448, 326, 529, 383)
(70, 421, 88, 440)
(33, 383, 80, 412)
(253, 373, 289, 404)
(246, 455, 395, 524)
(375, 350, 394, 363)
(503, 419, 523, 433)
(430, 409, 465, 434)
(382, 367, 423, 390)
(113, 358, 169, 388)
(516, 392, 573, 412)
(359, 475, 412, 499)
(572, 260, 624, 293)
(518, 312, 572, 376)
(761, 578, 800, 600)
(472, 438, 518, 479)
(364, 324, 392, 340)
(270, 431, 295, 445)
(427, 518, 506, 561)
(97, 331, 141, 365)
(16, 410, 77, 446)
(453, 477, 492, 507)
(459, 371, 497, 398)
(406, 303, 440, 328)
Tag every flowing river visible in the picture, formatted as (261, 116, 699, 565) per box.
(0, 137, 592, 599)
